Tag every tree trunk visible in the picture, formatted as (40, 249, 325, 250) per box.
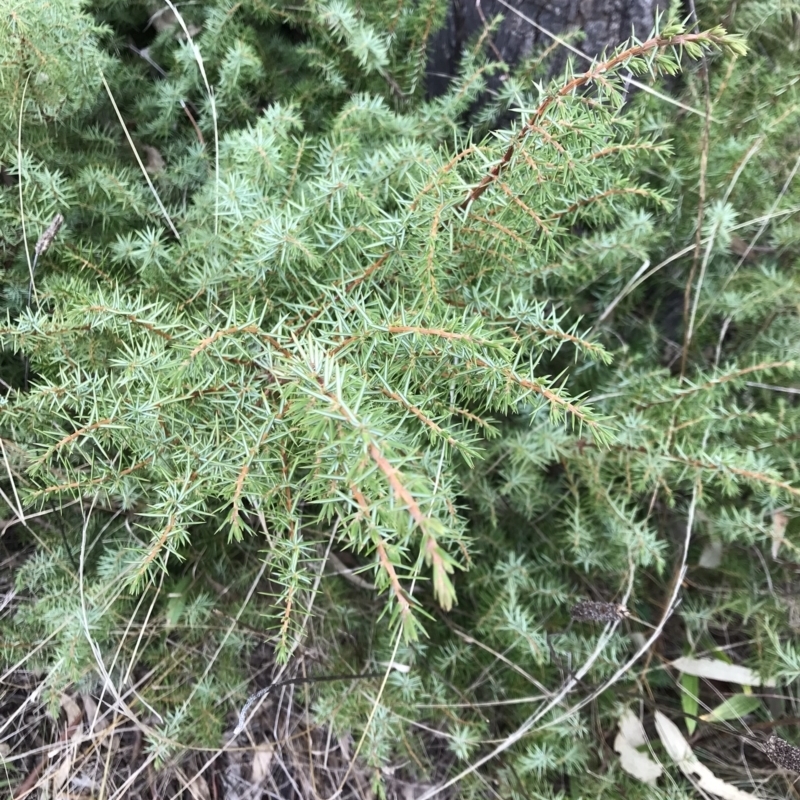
(427, 0, 669, 97)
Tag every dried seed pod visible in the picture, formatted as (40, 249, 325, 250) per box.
(570, 600, 629, 623)
(34, 213, 65, 257)
(765, 735, 800, 773)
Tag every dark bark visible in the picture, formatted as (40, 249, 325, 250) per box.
(427, 0, 668, 97)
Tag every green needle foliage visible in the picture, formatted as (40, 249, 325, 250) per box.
(1, 0, 799, 796)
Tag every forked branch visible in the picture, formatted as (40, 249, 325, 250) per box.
(461, 30, 744, 209)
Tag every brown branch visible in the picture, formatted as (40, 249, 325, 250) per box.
(187, 324, 260, 360)
(230, 462, 249, 531)
(87, 305, 174, 340)
(37, 458, 153, 497)
(64, 246, 112, 280)
(186, 324, 291, 361)
(293, 252, 390, 336)
(134, 514, 177, 582)
(589, 441, 800, 499)
(331, 322, 497, 356)
(424, 205, 444, 299)
(181, 101, 205, 144)
(379, 387, 460, 449)
(589, 142, 664, 161)
(350, 482, 413, 621)
(434, 400, 494, 430)
(442, 297, 607, 358)
(0, 324, 92, 338)
(37, 418, 114, 464)
(496, 182, 551, 232)
(410, 146, 478, 211)
(522, 324, 606, 356)
(473, 358, 601, 431)
(461, 32, 730, 209)
(288, 36, 712, 339)
(469, 214, 530, 246)
(368, 443, 427, 527)
(663, 454, 800, 498)
(549, 187, 652, 219)
(375, 537, 413, 619)
(387, 325, 492, 346)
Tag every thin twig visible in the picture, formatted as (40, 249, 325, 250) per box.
(593, 206, 800, 328)
(680, 52, 712, 378)
(234, 671, 384, 736)
(418, 485, 697, 798)
(416, 563, 637, 798)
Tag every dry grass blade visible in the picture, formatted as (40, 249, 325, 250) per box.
(696, 153, 800, 333)
(161, 0, 220, 236)
(594, 203, 800, 329)
(16, 72, 33, 304)
(100, 74, 180, 239)
(416, 565, 638, 798)
(655, 710, 761, 798)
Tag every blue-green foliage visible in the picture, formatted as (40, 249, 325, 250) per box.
(1, 0, 798, 796)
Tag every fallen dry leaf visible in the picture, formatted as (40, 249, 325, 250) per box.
(147, 7, 201, 38)
(698, 540, 723, 569)
(176, 766, 211, 800)
(672, 656, 775, 687)
(56, 690, 84, 790)
(142, 145, 166, 175)
(613, 709, 663, 785)
(655, 711, 761, 799)
(380, 661, 411, 673)
(52, 717, 83, 794)
(52, 749, 74, 793)
(339, 732, 352, 761)
(80, 692, 109, 733)
(60, 693, 81, 726)
(250, 744, 274, 784)
(772, 511, 789, 560)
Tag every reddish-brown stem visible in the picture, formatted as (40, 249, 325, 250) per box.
(461, 32, 727, 209)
